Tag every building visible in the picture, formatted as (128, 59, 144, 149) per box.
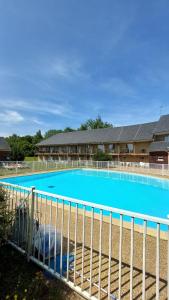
(0, 137, 11, 160)
(37, 114, 169, 164)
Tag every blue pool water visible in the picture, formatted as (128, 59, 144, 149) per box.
(2, 169, 169, 222)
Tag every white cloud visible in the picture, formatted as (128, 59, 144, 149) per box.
(0, 97, 73, 117)
(51, 59, 79, 79)
(0, 110, 24, 124)
(32, 118, 44, 125)
(40, 56, 90, 82)
(100, 77, 136, 97)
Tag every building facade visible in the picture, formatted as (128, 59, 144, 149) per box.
(0, 137, 11, 160)
(37, 114, 169, 164)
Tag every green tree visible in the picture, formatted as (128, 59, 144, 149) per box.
(6, 132, 43, 161)
(6, 135, 24, 161)
(93, 150, 112, 161)
(79, 116, 113, 130)
(44, 129, 63, 139)
(64, 127, 74, 132)
(33, 130, 43, 144)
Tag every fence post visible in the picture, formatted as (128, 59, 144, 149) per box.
(27, 186, 35, 261)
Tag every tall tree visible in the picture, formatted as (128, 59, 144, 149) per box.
(6, 131, 43, 161)
(79, 116, 113, 130)
(33, 130, 43, 144)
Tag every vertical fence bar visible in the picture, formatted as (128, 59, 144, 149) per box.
(10, 186, 14, 237)
(108, 212, 112, 299)
(48, 197, 52, 268)
(119, 214, 123, 300)
(26, 191, 30, 247)
(142, 220, 147, 300)
(74, 203, 78, 285)
(14, 187, 18, 242)
(81, 205, 86, 288)
(67, 201, 71, 281)
(43, 195, 47, 265)
(38, 194, 42, 261)
(27, 186, 35, 261)
(54, 198, 58, 273)
(130, 217, 134, 300)
(60, 200, 64, 277)
(156, 223, 160, 300)
(89, 207, 94, 297)
(98, 209, 103, 300)
(18, 188, 21, 246)
(21, 188, 25, 247)
(33, 193, 38, 257)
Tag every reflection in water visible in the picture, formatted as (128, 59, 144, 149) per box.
(75, 169, 169, 191)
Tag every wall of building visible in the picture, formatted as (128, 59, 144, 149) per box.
(119, 155, 149, 163)
(134, 142, 150, 154)
(149, 152, 168, 164)
(37, 142, 169, 164)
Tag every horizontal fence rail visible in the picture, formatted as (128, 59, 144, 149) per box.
(1, 180, 169, 300)
(0, 159, 169, 178)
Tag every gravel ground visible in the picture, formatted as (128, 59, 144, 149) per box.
(31, 200, 168, 300)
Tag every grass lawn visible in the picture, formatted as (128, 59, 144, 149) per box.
(0, 244, 82, 300)
(24, 157, 38, 161)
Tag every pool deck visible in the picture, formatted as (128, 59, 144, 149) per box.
(37, 199, 168, 300)
(1, 165, 169, 180)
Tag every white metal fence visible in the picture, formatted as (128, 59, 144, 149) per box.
(1, 160, 169, 177)
(1, 181, 169, 300)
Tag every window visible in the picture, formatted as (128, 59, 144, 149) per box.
(108, 144, 116, 153)
(127, 144, 133, 153)
(50, 147, 55, 153)
(155, 134, 169, 142)
(86, 145, 92, 153)
(97, 144, 105, 152)
(164, 135, 169, 142)
(70, 146, 77, 153)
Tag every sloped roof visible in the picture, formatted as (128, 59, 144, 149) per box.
(37, 114, 169, 147)
(153, 114, 169, 134)
(37, 122, 157, 146)
(149, 141, 169, 152)
(0, 137, 11, 151)
(135, 122, 157, 141)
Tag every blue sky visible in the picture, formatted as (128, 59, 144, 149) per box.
(1, 0, 169, 136)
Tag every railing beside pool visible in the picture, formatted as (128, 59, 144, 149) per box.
(1, 181, 169, 300)
(1, 159, 169, 178)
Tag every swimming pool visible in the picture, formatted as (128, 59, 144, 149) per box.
(2, 168, 169, 221)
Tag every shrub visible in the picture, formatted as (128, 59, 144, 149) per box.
(93, 150, 112, 161)
(0, 187, 13, 245)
